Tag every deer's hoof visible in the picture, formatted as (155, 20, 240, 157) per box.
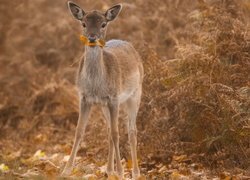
(134, 174, 146, 180)
(118, 171, 124, 180)
(132, 168, 141, 180)
(106, 168, 114, 177)
(61, 167, 72, 176)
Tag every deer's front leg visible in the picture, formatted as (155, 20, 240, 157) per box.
(61, 97, 91, 176)
(102, 107, 115, 176)
(108, 100, 124, 179)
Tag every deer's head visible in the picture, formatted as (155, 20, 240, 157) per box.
(68, 1, 122, 43)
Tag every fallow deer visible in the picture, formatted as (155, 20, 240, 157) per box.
(62, 2, 143, 179)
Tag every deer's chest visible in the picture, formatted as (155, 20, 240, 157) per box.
(78, 75, 111, 104)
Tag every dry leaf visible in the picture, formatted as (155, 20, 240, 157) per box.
(99, 165, 106, 174)
(108, 174, 119, 180)
(14, 168, 40, 178)
(35, 160, 59, 176)
(5, 150, 22, 161)
(171, 171, 181, 180)
(34, 133, 47, 143)
(127, 159, 133, 169)
(82, 174, 97, 180)
(33, 150, 46, 159)
(63, 155, 70, 162)
(158, 165, 167, 173)
(137, 175, 147, 180)
(0, 163, 9, 172)
(172, 155, 191, 163)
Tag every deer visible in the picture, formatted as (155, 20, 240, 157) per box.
(61, 1, 144, 179)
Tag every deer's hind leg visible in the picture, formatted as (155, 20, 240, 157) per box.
(108, 100, 124, 179)
(125, 88, 141, 179)
(102, 107, 115, 176)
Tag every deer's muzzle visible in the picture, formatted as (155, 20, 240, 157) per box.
(88, 34, 97, 43)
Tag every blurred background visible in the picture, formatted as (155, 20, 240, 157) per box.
(0, 0, 249, 179)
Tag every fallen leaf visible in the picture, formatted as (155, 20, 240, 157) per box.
(35, 160, 59, 176)
(63, 155, 70, 162)
(99, 165, 106, 174)
(0, 163, 9, 172)
(95, 169, 102, 176)
(170, 171, 181, 180)
(21, 150, 46, 166)
(34, 133, 47, 143)
(127, 159, 133, 169)
(220, 171, 232, 180)
(33, 150, 46, 159)
(72, 167, 80, 175)
(16, 168, 40, 178)
(158, 165, 167, 173)
(5, 150, 22, 161)
(137, 175, 147, 180)
(108, 174, 119, 180)
(173, 154, 191, 163)
(83, 174, 97, 180)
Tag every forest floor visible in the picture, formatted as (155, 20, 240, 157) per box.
(0, 107, 249, 179)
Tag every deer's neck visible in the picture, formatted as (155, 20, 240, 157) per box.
(83, 46, 105, 81)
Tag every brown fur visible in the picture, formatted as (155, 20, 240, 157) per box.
(63, 2, 143, 179)
(77, 42, 143, 104)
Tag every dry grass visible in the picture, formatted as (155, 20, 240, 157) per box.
(138, 0, 250, 170)
(0, 0, 249, 178)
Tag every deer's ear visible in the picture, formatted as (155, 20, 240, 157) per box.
(105, 4, 122, 21)
(68, 1, 85, 20)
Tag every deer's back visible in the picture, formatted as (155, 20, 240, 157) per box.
(103, 40, 143, 102)
(104, 39, 143, 81)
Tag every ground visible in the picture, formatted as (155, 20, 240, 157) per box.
(0, 0, 250, 179)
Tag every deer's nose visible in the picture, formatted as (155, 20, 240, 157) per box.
(88, 34, 97, 43)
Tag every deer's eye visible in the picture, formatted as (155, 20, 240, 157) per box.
(101, 22, 107, 28)
(82, 23, 86, 28)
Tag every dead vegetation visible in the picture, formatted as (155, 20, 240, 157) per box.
(139, 0, 250, 167)
(0, 0, 249, 179)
